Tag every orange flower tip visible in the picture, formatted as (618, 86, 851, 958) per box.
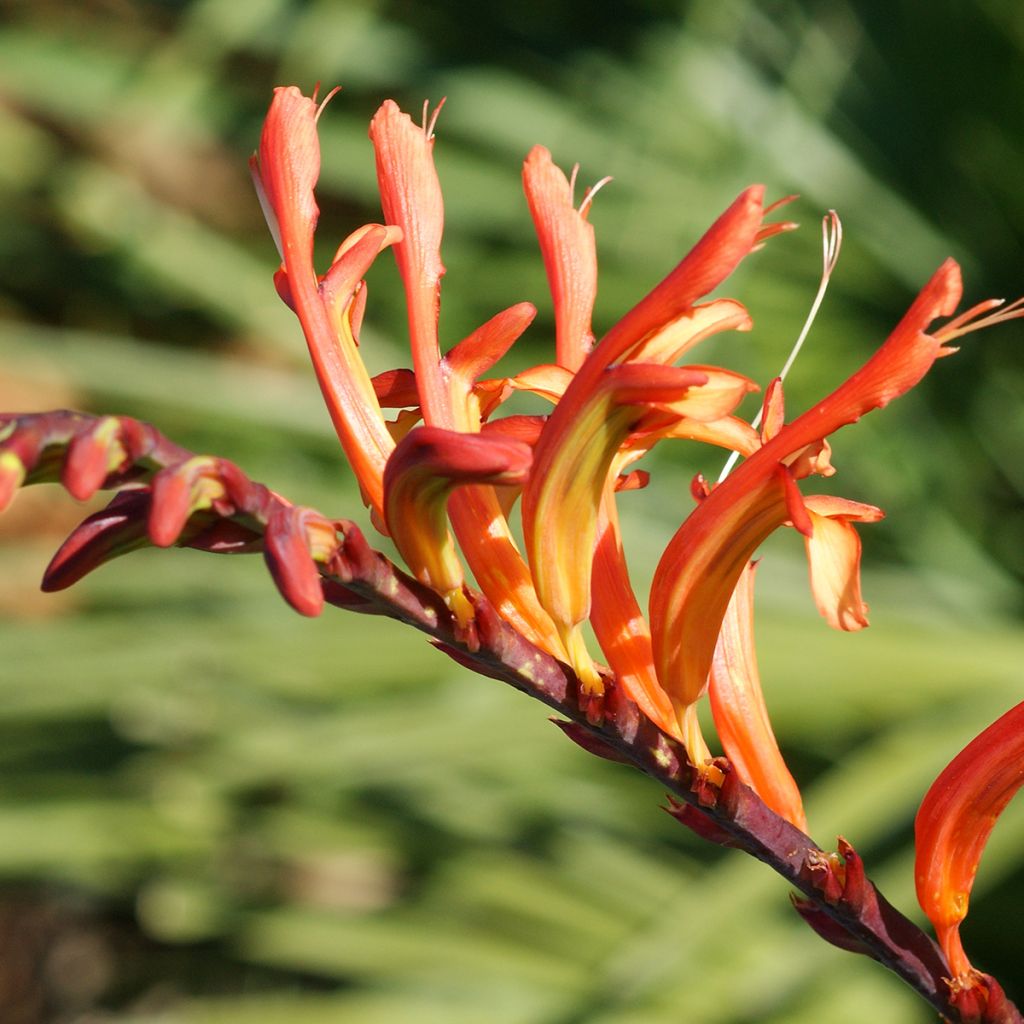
(62, 416, 125, 501)
(0, 451, 26, 513)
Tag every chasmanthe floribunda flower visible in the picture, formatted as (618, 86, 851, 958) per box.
(252, 84, 1024, 806)
(915, 700, 1024, 1008)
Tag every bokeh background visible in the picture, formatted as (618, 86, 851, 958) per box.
(2, 0, 1024, 1020)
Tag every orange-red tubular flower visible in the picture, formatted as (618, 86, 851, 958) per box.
(251, 87, 398, 520)
(529, 188, 766, 496)
(384, 426, 533, 630)
(523, 146, 599, 372)
(915, 700, 1024, 990)
(523, 363, 716, 693)
(368, 100, 449, 423)
(709, 561, 806, 831)
(524, 359, 760, 696)
(650, 259, 964, 763)
(590, 491, 677, 734)
(370, 100, 565, 656)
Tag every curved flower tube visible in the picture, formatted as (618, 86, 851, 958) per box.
(708, 561, 806, 830)
(915, 700, 1024, 994)
(384, 426, 533, 631)
(370, 99, 565, 655)
(251, 87, 399, 520)
(522, 362, 757, 693)
(649, 260, 965, 763)
(523, 145, 600, 372)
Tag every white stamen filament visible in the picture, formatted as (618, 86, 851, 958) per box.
(717, 209, 843, 484)
(423, 97, 447, 140)
(579, 176, 613, 217)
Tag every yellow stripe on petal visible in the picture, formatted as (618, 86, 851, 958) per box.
(524, 364, 707, 692)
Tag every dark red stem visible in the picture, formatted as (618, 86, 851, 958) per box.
(1, 409, 1018, 1024)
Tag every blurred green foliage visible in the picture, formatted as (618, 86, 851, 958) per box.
(1, 0, 1023, 1020)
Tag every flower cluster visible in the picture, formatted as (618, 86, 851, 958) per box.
(252, 81, 1024, 980)
(4, 84, 1021, 1017)
(247, 87, 1024, 1009)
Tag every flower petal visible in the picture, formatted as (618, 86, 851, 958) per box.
(709, 562, 806, 830)
(627, 299, 753, 365)
(384, 426, 532, 629)
(915, 700, 1024, 984)
(523, 146, 598, 372)
(523, 364, 708, 693)
(255, 88, 395, 520)
(801, 496, 884, 631)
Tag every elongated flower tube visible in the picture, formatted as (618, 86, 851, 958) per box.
(526, 187, 767, 519)
(523, 362, 750, 693)
(650, 260, 964, 764)
(915, 700, 1024, 992)
(251, 87, 399, 520)
(369, 99, 449, 424)
(590, 489, 677, 734)
(523, 146, 601, 372)
(370, 99, 565, 655)
(384, 426, 533, 632)
(709, 561, 806, 830)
